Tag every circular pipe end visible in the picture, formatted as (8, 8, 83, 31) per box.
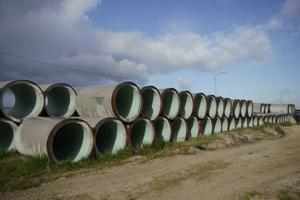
(194, 93, 207, 119)
(161, 88, 180, 120)
(179, 91, 194, 119)
(141, 86, 162, 121)
(187, 116, 200, 139)
(153, 117, 171, 142)
(171, 117, 187, 142)
(0, 119, 17, 151)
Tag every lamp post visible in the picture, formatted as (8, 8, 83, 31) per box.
(214, 72, 226, 96)
(280, 89, 290, 104)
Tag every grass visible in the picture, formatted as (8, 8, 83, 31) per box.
(0, 123, 289, 192)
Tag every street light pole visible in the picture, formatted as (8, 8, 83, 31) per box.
(280, 89, 289, 104)
(214, 72, 226, 96)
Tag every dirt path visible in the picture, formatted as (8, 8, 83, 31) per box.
(2, 126, 300, 200)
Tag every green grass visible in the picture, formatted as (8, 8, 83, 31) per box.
(0, 123, 290, 192)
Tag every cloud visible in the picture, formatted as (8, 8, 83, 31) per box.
(177, 76, 193, 91)
(0, 0, 271, 85)
(266, 0, 300, 31)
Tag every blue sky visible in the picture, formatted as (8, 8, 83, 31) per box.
(0, 0, 299, 107)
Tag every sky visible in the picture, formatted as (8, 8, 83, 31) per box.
(0, 0, 299, 107)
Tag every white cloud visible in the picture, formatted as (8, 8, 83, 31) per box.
(177, 76, 193, 91)
(0, 0, 271, 84)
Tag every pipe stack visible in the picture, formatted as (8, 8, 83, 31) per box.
(0, 80, 296, 163)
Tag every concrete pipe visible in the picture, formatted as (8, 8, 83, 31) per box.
(269, 104, 290, 114)
(86, 118, 127, 155)
(236, 117, 242, 129)
(272, 116, 276, 123)
(248, 117, 254, 127)
(253, 103, 262, 114)
(263, 116, 268, 123)
(43, 83, 77, 118)
(222, 117, 229, 132)
(160, 88, 180, 120)
(187, 116, 200, 139)
(0, 80, 44, 123)
(0, 118, 17, 151)
(200, 116, 213, 135)
(232, 100, 241, 119)
(141, 86, 162, 121)
(207, 95, 217, 119)
(216, 97, 225, 118)
(224, 98, 232, 118)
(258, 116, 264, 126)
(246, 100, 253, 117)
(228, 117, 236, 131)
(129, 118, 155, 150)
(212, 117, 222, 134)
(193, 93, 207, 119)
(268, 116, 272, 123)
(153, 117, 171, 142)
(276, 115, 281, 123)
(253, 116, 258, 126)
(240, 100, 247, 118)
(16, 117, 94, 163)
(266, 104, 271, 114)
(179, 91, 194, 119)
(171, 117, 187, 142)
(76, 82, 142, 123)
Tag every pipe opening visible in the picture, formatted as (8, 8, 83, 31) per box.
(233, 101, 241, 118)
(241, 101, 247, 118)
(0, 81, 43, 121)
(203, 117, 213, 135)
(222, 118, 229, 132)
(247, 101, 253, 117)
(115, 83, 141, 122)
(95, 119, 126, 155)
(207, 96, 217, 118)
(141, 87, 161, 120)
(253, 117, 258, 126)
(172, 118, 187, 142)
(45, 84, 76, 117)
(236, 118, 242, 128)
(52, 122, 92, 162)
(0, 121, 16, 151)
(248, 117, 253, 127)
(179, 92, 193, 119)
(130, 119, 154, 150)
(217, 98, 224, 118)
(162, 89, 180, 119)
(154, 117, 171, 142)
(258, 117, 264, 126)
(187, 116, 199, 139)
(242, 118, 248, 128)
(213, 118, 222, 134)
(194, 93, 207, 119)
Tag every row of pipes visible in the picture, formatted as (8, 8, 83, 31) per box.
(0, 80, 296, 163)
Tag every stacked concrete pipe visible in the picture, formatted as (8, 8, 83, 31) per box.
(253, 116, 258, 126)
(16, 117, 94, 163)
(223, 98, 232, 118)
(179, 91, 194, 119)
(171, 117, 187, 142)
(240, 100, 247, 118)
(232, 100, 241, 119)
(212, 117, 222, 134)
(0, 80, 44, 123)
(187, 116, 200, 139)
(153, 117, 171, 142)
(242, 118, 248, 128)
(128, 118, 155, 150)
(248, 117, 254, 127)
(236, 117, 242, 128)
(160, 88, 180, 120)
(216, 97, 225, 118)
(0, 118, 17, 151)
(76, 82, 142, 123)
(86, 118, 127, 155)
(221, 117, 229, 132)
(246, 100, 253, 117)
(141, 86, 162, 121)
(228, 117, 236, 131)
(200, 117, 213, 135)
(42, 83, 77, 118)
(207, 95, 217, 119)
(193, 93, 207, 119)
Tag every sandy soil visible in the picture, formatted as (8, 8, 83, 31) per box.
(2, 125, 300, 200)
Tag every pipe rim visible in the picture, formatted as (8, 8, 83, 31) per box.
(246, 101, 253, 117)
(224, 98, 232, 118)
(94, 118, 127, 155)
(229, 118, 236, 131)
(233, 100, 241, 119)
(112, 82, 142, 123)
(179, 91, 194, 119)
(240, 100, 247, 118)
(213, 117, 222, 134)
(194, 93, 207, 119)
(202, 117, 213, 136)
(216, 97, 225, 118)
(0, 80, 44, 122)
(141, 86, 162, 121)
(187, 116, 200, 139)
(207, 95, 217, 118)
(47, 118, 94, 163)
(161, 88, 180, 120)
(222, 117, 229, 132)
(44, 83, 77, 118)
